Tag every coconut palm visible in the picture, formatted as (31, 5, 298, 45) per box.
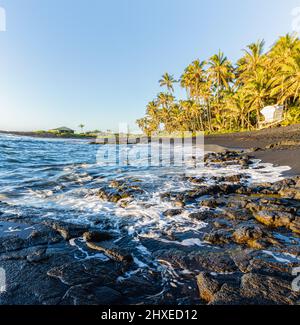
(225, 90, 251, 130)
(159, 73, 176, 93)
(78, 124, 85, 133)
(181, 60, 207, 98)
(157, 92, 174, 108)
(237, 40, 266, 83)
(137, 34, 300, 135)
(270, 33, 300, 63)
(243, 69, 272, 126)
(208, 51, 234, 95)
(271, 54, 300, 104)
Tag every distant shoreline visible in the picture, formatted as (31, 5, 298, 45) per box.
(0, 130, 96, 140)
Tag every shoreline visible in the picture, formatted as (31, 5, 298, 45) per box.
(2, 124, 300, 176)
(0, 130, 96, 140)
(205, 124, 300, 176)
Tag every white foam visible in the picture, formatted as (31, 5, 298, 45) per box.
(262, 250, 299, 263)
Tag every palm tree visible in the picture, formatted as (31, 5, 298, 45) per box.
(269, 35, 300, 106)
(136, 117, 153, 136)
(243, 69, 271, 127)
(207, 51, 234, 131)
(237, 40, 265, 82)
(270, 33, 300, 63)
(137, 34, 300, 134)
(208, 51, 234, 95)
(159, 73, 176, 93)
(225, 90, 251, 130)
(271, 54, 300, 104)
(180, 60, 208, 130)
(157, 92, 174, 109)
(78, 124, 85, 133)
(146, 100, 161, 128)
(180, 60, 206, 98)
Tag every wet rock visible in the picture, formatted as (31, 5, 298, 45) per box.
(232, 225, 266, 249)
(188, 184, 245, 200)
(226, 196, 250, 209)
(185, 186, 220, 200)
(174, 200, 185, 208)
(98, 181, 144, 203)
(26, 247, 48, 263)
(279, 188, 300, 200)
(115, 274, 160, 298)
(230, 247, 298, 279)
(187, 176, 206, 184)
(27, 227, 62, 246)
(290, 217, 300, 234)
(217, 184, 242, 195)
(247, 198, 298, 214)
(213, 174, 249, 183)
(222, 208, 252, 221)
(47, 259, 124, 286)
(99, 188, 128, 203)
(203, 229, 232, 245)
(63, 284, 122, 305)
(188, 210, 215, 221)
(192, 250, 238, 273)
(196, 272, 220, 303)
(47, 262, 97, 286)
(200, 199, 219, 208)
(162, 209, 183, 217)
(253, 210, 295, 230)
(204, 151, 252, 168)
(208, 284, 245, 305)
(85, 240, 133, 264)
(213, 220, 231, 229)
(224, 174, 249, 183)
(230, 248, 255, 273)
(249, 256, 297, 278)
(240, 273, 298, 305)
(0, 236, 25, 253)
(0, 247, 74, 305)
(45, 221, 89, 240)
(83, 231, 113, 242)
(155, 248, 238, 274)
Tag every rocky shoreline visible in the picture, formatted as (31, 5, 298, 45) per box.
(0, 150, 299, 305)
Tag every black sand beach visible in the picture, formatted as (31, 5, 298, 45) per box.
(205, 124, 300, 175)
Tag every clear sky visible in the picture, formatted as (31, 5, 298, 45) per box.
(0, 0, 299, 132)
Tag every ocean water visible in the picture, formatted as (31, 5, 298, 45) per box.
(0, 133, 295, 296)
(0, 132, 290, 224)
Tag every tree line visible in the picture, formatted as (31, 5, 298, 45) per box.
(136, 34, 300, 135)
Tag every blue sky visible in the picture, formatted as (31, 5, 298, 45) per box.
(0, 0, 299, 132)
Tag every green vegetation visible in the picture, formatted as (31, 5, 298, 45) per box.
(137, 34, 300, 135)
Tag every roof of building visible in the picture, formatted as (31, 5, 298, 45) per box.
(52, 127, 74, 132)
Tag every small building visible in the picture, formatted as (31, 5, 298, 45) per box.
(260, 105, 284, 123)
(50, 127, 75, 134)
